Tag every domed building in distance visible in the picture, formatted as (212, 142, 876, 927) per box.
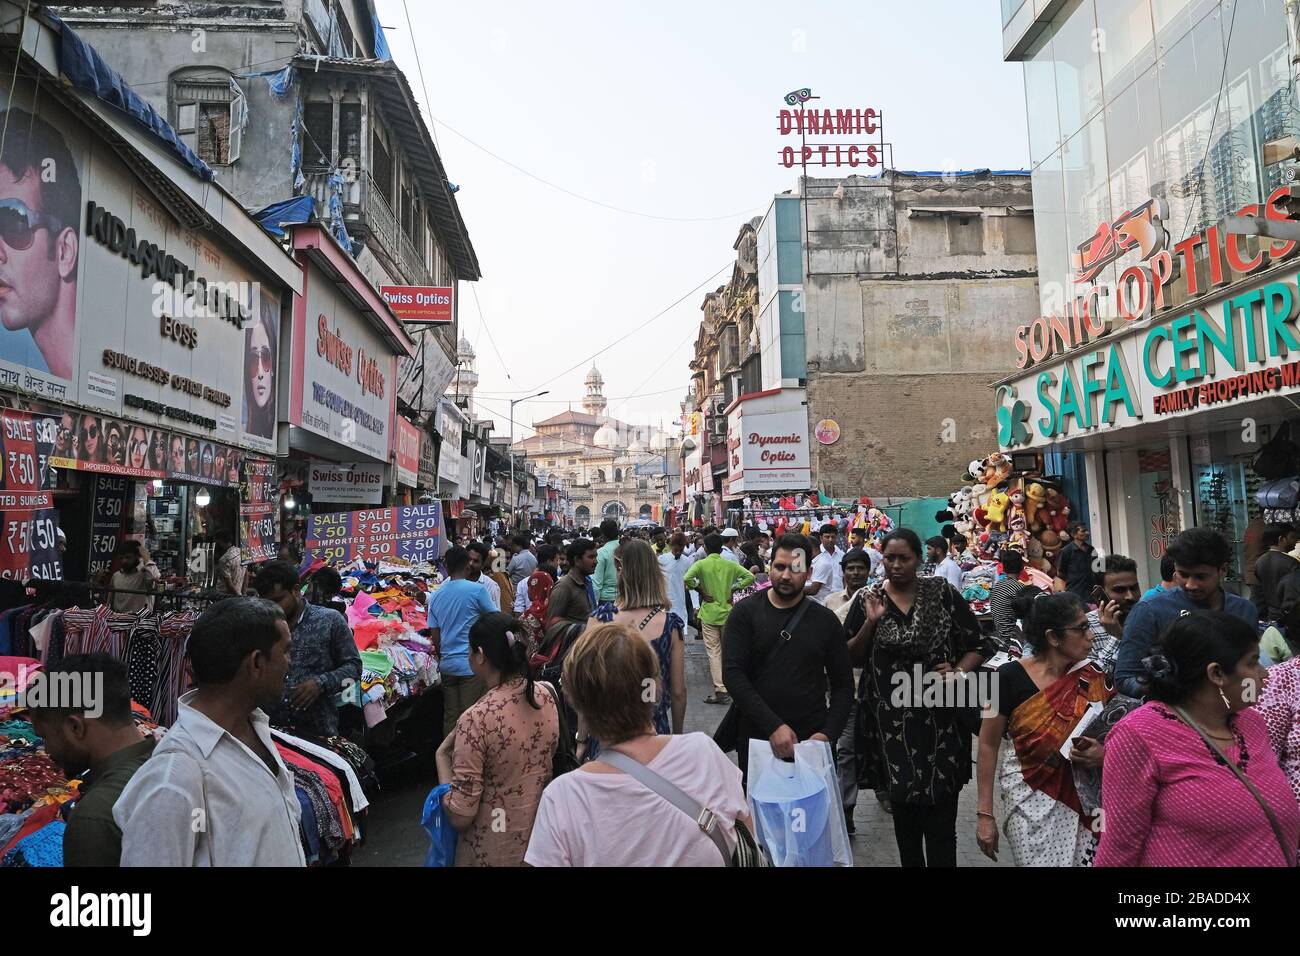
(512, 364, 672, 529)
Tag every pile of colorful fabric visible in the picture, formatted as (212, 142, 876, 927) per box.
(1, 673, 77, 867)
(326, 569, 441, 728)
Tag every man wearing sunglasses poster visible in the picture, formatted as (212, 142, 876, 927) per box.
(0, 109, 79, 380)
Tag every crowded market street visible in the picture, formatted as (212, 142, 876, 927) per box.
(354, 632, 1013, 868)
(1, 0, 1300, 938)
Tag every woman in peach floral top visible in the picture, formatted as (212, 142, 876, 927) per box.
(435, 612, 559, 867)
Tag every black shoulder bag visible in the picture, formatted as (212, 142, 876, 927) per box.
(712, 598, 813, 753)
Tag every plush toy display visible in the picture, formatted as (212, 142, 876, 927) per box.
(941, 451, 1080, 580)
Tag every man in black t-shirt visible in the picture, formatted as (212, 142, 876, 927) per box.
(1054, 521, 1097, 602)
(722, 533, 854, 779)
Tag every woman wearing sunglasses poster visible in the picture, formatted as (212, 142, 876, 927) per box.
(129, 427, 151, 470)
(104, 420, 127, 467)
(78, 414, 106, 464)
(0, 111, 80, 381)
(149, 429, 168, 472)
(243, 296, 277, 440)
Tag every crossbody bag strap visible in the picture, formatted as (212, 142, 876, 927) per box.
(1172, 706, 1295, 866)
(746, 597, 813, 682)
(596, 748, 733, 866)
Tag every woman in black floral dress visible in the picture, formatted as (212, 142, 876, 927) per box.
(845, 528, 991, 866)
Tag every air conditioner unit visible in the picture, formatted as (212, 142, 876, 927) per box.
(707, 417, 727, 440)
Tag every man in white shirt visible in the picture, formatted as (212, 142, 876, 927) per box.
(927, 536, 965, 591)
(114, 597, 306, 866)
(466, 541, 501, 610)
(659, 531, 695, 627)
(806, 524, 846, 604)
(720, 527, 742, 564)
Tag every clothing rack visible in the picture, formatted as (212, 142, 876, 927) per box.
(76, 583, 235, 614)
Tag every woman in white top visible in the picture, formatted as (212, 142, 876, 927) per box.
(525, 622, 751, 867)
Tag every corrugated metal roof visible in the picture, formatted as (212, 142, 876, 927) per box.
(294, 55, 481, 281)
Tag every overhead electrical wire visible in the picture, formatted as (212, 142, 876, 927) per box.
(515, 261, 731, 393)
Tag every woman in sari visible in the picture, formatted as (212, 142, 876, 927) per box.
(975, 592, 1111, 866)
(520, 560, 556, 660)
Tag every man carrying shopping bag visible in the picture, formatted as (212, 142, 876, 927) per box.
(716, 533, 854, 784)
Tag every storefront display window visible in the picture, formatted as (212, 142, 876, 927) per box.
(1189, 432, 1265, 587)
(1136, 446, 1179, 588)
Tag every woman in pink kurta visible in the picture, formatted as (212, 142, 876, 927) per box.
(1258, 657, 1300, 803)
(435, 612, 559, 867)
(1096, 611, 1299, 867)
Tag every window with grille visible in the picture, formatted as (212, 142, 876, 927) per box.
(172, 70, 244, 165)
(372, 128, 394, 206)
(303, 102, 333, 169)
(339, 103, 362, 169)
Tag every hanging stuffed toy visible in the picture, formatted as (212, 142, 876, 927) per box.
(800, 518, 813, 536)
(984, 489, 1010, 531)
(1044, 487, 1071, 533)
(1008, 510, 1029, 553)
(1025, 481, 1047, 531)
(982, 452, 1014, 487)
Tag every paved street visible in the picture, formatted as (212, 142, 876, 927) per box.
(357, 629, 1013, 867)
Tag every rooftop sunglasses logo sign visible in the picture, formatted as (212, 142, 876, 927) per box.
(1072, 198, 1169, 284)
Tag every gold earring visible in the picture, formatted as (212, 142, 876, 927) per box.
(1219, 686, 1231, 710)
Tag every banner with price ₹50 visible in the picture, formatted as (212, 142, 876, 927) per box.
(0, 408, 61, 580)
(304, 502, 444, 566)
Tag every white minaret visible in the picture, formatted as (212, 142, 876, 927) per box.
(452, 335, 479, 412)
(582, 364, 607, 417)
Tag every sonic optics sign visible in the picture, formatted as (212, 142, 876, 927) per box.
(998, 185, 1300, 449)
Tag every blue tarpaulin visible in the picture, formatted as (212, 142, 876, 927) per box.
(50, 14, 214, 182)
(370, 1, 392, 60)
(251, 196, 316, 238)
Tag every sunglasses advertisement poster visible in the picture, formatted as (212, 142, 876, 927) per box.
(0, 86, 280, 459)
(239, 457, 278, 564)
(303, 502, 444, 566)
(0, 408, 61, 581)
(47, 406, 244, 487)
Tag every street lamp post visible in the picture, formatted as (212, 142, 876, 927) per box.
(510, 391, 549, 529)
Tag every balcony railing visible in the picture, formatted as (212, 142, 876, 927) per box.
(301, 168, 433, 286)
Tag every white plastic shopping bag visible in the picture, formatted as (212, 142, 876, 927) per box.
(746, 738, 853, 866)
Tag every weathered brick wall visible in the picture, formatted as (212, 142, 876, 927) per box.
(807, 371, 999, 498)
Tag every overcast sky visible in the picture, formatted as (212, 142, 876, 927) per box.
(381, 0, 1030, 441)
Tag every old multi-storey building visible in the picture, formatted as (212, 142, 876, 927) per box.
(681, 219, 762, 524)
(53, 0, 479, 432)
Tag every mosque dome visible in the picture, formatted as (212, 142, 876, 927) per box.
(593, 420, 619, 448)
